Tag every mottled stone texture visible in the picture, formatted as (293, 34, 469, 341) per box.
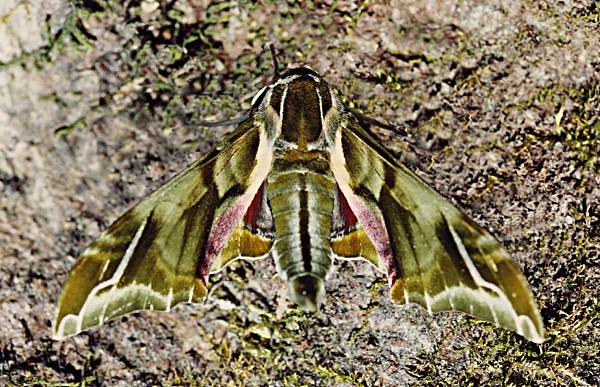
(1, 0, 597, 385)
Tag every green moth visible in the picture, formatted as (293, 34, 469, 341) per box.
(53, 68, 544, 343)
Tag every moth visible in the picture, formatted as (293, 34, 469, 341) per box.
(53, 67, 544, 343)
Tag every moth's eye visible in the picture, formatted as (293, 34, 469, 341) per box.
(251, 85, 269, 106)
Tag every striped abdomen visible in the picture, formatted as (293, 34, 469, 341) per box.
(267, 152, 335, 311)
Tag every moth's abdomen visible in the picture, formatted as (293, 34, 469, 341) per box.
(267, 156, 336, 310)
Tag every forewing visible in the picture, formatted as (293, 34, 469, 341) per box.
(330, 119, 544, 343)
(54, 120, 272, 339)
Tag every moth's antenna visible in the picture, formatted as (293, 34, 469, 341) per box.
(192, 115, 249, 128)
(267, 43, 280, 78)
(348, 107, 409, 138)
(189, 46, 279, 129)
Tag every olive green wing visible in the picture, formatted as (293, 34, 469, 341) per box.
(329, 119, 544, 343)
(53, 120, 274, 339)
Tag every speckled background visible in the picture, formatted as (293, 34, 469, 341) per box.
(1, 0, 598, 385)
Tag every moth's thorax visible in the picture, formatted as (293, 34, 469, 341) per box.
(267, 71, 333, 150)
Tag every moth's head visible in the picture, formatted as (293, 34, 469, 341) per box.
(288, 275, 325, 312)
